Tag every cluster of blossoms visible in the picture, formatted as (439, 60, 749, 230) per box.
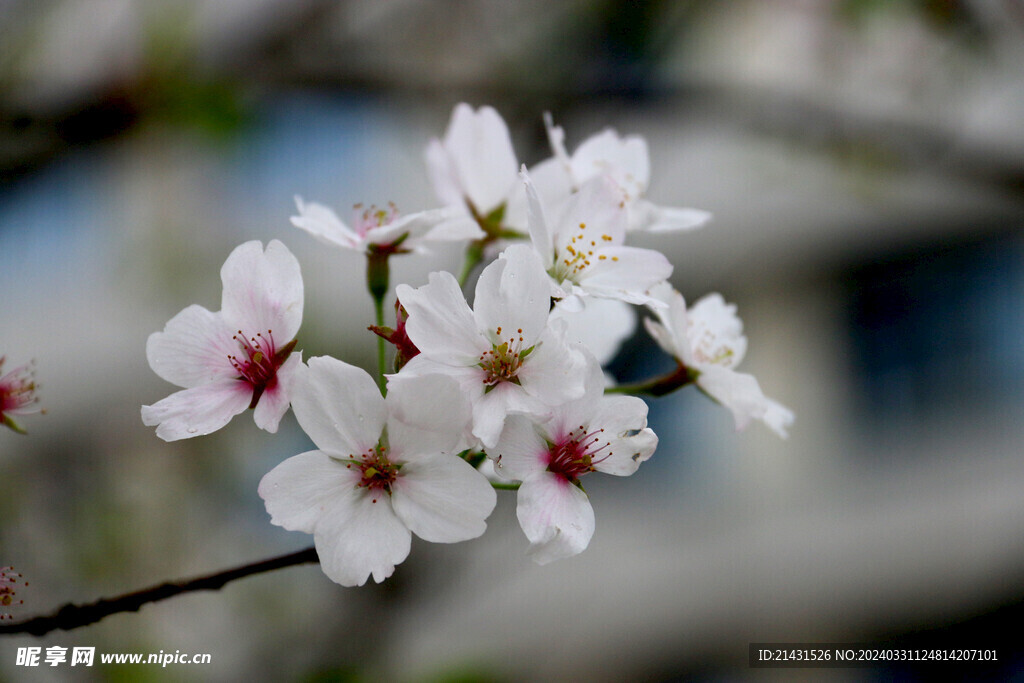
(0, 358, 41, 434)
(143, 104, 793, 586)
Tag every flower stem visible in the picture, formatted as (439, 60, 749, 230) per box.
(604, 363, 698, 397)
(0, 547, 319, 637)
(373, 294, 386, 394)
(366, 250, 390, 394)
(458, 240, 485, 288)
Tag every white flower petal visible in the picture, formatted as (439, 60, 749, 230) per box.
(386, 373, 471, 458)
(220, 240, 304, 341)
(595, 426, 658, 477)
(290, 196, 360, 250)
(252, 351, 302, 433)
(520, 168, 554, 269)
(314, 489, 411, 587)
(398, 272, 482, 365)
(425, 138, 466, 208)
(763, 398, 795, 439)
(472, 245, 551, 347)
(696, 366, 767, 432)
(551, 298, 636, 366)
(570, 129, 649, 200)
(516, 471, 595, 565)
(491, 414, 548, 482)
(633, 199, 712, 233)
(145, 304, 237, 388)
(258, 450, 361, 533)
(552, 174, 629, 249)
(291, 356, 385, 456)
(440, 103, 519, 214)
(576, 245, 672, 305)
(391, 453, 496, 543)
(515, 322, 588, 407)
(141, 380, 252, 441)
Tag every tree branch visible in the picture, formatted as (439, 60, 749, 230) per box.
(0, 546, 318, 637)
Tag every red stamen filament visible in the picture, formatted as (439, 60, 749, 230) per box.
(547, 425, 612, 482)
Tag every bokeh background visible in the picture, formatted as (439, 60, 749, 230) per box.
(2, 0, 1024, 680)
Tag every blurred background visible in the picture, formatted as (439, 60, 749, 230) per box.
(2, 0, 1024, 680)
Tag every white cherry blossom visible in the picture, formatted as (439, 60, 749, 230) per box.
(259, 356, 496, 587)
(522, 169, 673, 309)
(142, 240, 303, 441)
(490, 362, 657, 564)
(425, 103, 526, 233)
(540, 114, 711, 233)
(644, 283, 794, 437)
(393, 244, 588, 448)
(290, 197, 481, 254)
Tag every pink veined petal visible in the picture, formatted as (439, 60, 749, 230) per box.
(398, 272, 483, 365)
(290, 196, 360, 250)
(516, 470, 596, 565)
(291, 356, 386, 457)
(490, 414, 549, 482)
(443, 103, 519, 215)
(146, 304, 239, 388)
(252, 351, 302, 433)
(472, 245, 551, 348)
(576, 245, 673, 305)
(385, 373, 471, 459)
(141, 379, 252, 441)
(220, 239, 304, 342)
(390, 453, 496, 543)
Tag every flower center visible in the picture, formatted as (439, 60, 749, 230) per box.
(478, 327, 533, 389)
(553, 222, 618, 282)
(344, 445, 398, 496)
(228, 330, 296, 408)
(688, 324, 737, 368)
(546, 425, 611, 483)
(0, 566, 25, 621)
(352, 202, 399, 238)
(0, 359, 38, 417)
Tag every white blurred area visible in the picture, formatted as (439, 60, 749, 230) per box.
(2, 0, 1024, 680)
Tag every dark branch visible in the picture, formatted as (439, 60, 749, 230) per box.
(0, 546, 318, 637)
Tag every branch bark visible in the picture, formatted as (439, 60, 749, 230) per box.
(0, 546, 318, 637)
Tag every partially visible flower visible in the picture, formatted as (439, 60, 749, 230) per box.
(291, 197, 482, 254)
(259, 356, 496, 587)
(644, 284, 794, 437)
(394, 245, 589, 448)
(0, 566, 25, 620)
(425, 103, 526, 235)
(522, 169, 672, 309)
(142, 240, 304, 441)
(0, 358, 41, 434)
(538, 114, 711, 233)
(369, 299, 420, 372)
(490, 362, 657, 564)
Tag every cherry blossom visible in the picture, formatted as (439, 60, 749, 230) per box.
(539, 114, 711, 233)
(142, 240, 303, 441)
(0, 358, 41, 434)
(290, 196, 481, 254)
(644, 283, 794, 437)
(522, 169, 673, 310)
(393, 245, 589, 448)
(490, 362, 657, 564)
(425, 103, 526, 234)
(259, 356, 496, 587)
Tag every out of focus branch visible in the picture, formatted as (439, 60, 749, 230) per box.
(0, 546, 318, 637)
